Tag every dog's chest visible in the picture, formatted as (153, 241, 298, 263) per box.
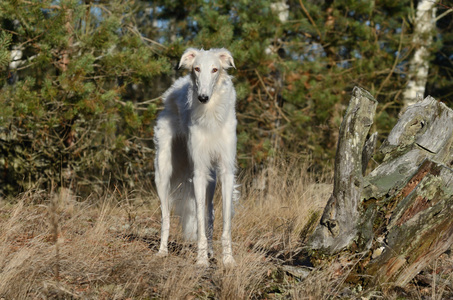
(188, 107, 236, 157)
(188, 125, 233, 164)
(192, 99, 230, 128)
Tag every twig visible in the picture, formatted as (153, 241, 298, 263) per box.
(136, 97, 162, 105)
(127, 25, 167, 50)
(375, 21, 405, 99)
(435, 8, 453, 21)
(254, 69, 274, 101)
(435, 0, 453, 10)
(254, 69, 290, 123)
(298, 0, 322, 40)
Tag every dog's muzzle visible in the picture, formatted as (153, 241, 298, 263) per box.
(198, 94, 209, 103)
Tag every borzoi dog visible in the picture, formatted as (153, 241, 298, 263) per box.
(154, 48, 238, 266)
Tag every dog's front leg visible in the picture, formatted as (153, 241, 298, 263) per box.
(193, 171, 209, 266)
(206, 177, 216, 258)
(221, 172, 236, 266)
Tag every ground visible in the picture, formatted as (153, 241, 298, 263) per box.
(0, 162, 451, 299)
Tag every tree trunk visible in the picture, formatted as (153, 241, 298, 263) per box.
(309, 87, 378, 253)
(309, 88, 453, 288)
(402, 0, 437, 108)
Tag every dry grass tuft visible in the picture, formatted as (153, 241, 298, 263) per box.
(0, 158, 451, 299)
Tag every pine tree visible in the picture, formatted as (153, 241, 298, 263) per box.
(2, 0, 452, 195)
(0, 0, 171, 195)
(144, 0, 431, 169)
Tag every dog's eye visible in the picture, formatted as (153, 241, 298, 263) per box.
(212, 68, 218, 73)
(194, 67, 200, 72)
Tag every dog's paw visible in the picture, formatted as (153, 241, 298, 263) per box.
(222, 255, 236, 267)
(155, 250, 168, 258)
(196, 256, 209, 267)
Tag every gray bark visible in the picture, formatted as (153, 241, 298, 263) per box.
(362, 132, 378, 175)
(363, 96, 453, 201)
(365, 160, 453, 287)
(309, 88, 453, 288)
(360, 96, 453, 286)
(309, 87, 377, 253)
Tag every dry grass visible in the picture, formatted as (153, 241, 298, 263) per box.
(0, 159, 451, 299)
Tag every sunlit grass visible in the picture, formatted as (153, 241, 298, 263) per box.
(0, 158, 451, 299)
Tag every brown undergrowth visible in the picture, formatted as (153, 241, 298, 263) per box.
(0, 159, 451, 299)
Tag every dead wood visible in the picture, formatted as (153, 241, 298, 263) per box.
(308, 89, 453, 288)
(309, 87, 378, 253)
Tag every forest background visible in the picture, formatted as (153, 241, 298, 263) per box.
(0, 0, 452, 196)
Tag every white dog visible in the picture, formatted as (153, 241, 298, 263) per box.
(154, 48, 238, 266)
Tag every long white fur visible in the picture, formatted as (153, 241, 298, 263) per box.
(154, 48, 238, 266)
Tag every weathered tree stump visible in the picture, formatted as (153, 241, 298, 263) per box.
(309, 88, 453, 288)
(309, 87, 378, 252)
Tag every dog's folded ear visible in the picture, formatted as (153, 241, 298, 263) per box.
(215, 48, 236, 70)
(179, 48, 200, 69)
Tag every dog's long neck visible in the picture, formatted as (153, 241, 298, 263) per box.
(190, 74, 233, 128)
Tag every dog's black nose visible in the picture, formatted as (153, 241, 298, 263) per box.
(198, 95, 209, 103)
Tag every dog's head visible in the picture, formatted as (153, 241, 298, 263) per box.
(179, 48, 235, 104)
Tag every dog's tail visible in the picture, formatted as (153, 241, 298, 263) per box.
(232, 178, 241, 217)
(233, 180, 241, 203)
(174, 177, 241, 241)
(172, 179, 198, 242)
(180, 200, 197, 242)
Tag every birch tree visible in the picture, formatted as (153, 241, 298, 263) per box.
(402, 0, 437, 108)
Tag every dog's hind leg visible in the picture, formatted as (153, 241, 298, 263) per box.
(179, 182, 197, 241)
(154, 120, 174, 257)
(155, 166, 171, 257)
